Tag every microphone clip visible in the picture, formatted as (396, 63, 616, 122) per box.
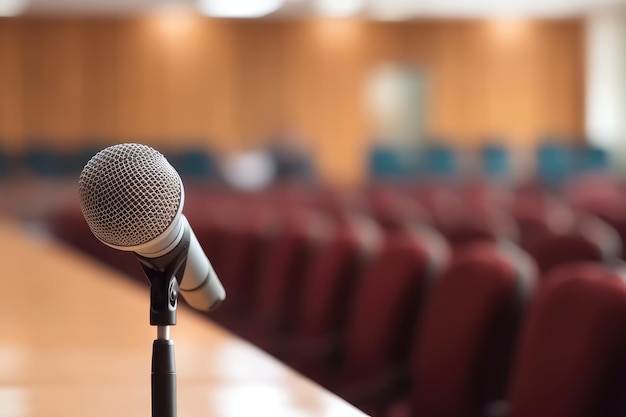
(136, 226, 191, 327)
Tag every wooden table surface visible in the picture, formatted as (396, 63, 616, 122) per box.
(0, 217, 368, 417)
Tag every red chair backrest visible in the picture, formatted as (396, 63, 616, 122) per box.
(367, 189, 428, 233)
(289, 215, 383, 358)
(211, 207, 281, 320)
(511, 195, 575, 251)
(508, 263, 626, 417)
(410, 242, 536, 417)
(251, 210, 333, 337)
(434, 205, 518, 249)
(337, 227, 449, 387)
(528, 217, 621, 275)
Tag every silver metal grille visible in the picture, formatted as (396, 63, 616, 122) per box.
(78, 143, 183, 247)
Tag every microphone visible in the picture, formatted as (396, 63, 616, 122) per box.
(78, 143, 225, 312)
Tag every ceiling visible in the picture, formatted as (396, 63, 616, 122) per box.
(12, 0, 626, 18)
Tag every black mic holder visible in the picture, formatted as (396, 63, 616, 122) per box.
(136, 226, 191, 417)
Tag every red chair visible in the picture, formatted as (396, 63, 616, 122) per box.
(367, 189, 429, 233)
(564, 175, 626, 256)
(569, 190, 626, 261)
(330, 227, 450, 405)
(413, 182, 459, 215)
(565, 175, 622, 217)
(317, 188, 369, 222)
(510, 195, 576, 252)
(414, 182, 509, 217)
(599, 211, 626, 260)
(239, 210, 334, 350)
(389, 242, 536, 417)
(285, 215, 383, 366)
(209, 206, 282, 327)
(507, 263, 626, 417)
(433, 205, 518, 249)
(459, 182, 512, 211)
(526, 216, 621, 275)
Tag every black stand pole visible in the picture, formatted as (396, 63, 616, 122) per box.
(136, 227, 191, 417)
(152, 327, 176, 417)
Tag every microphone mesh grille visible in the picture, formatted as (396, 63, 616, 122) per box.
(78, 143, 183, 247)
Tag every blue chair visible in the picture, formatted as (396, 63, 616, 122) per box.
(168, 148, 217, 179)
(23, 146, 68, 177)
(269, 147, 316, 183)
(480, 144, 509, 179)
(421, 144, 457, 178)
(576, 145, 610, 174)
(0, 148, 10, 178)
(536, 142, 572, 187)
(367, 145, 412, 180)
(70, 144, 105, 175)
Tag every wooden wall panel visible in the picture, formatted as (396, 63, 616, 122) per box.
(0, 20, 25, 151)
(0, 17, 585, 184)
(283, 20, 369, 184)
(81, 20, 121, 142)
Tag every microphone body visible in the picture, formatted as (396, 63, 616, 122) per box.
(137, 215, 225, 311)
(78, 143, 225, 312)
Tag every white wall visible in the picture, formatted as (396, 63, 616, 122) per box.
(586, 8, 626, 167)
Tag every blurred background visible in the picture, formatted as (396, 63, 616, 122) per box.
(0, 0, 624, 195)
(4, 1, 626, 416)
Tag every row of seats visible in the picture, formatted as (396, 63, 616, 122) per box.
(368, 142, 609, 183)
(1, 140, 610, 186)
(47, 178, 626, 417)
(0, 146, 219, 179)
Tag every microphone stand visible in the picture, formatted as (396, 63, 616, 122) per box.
(152, 324, 176, 417)
(137, 228, 191, 417)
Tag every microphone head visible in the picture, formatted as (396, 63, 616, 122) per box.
(78, 143, 183, 248)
